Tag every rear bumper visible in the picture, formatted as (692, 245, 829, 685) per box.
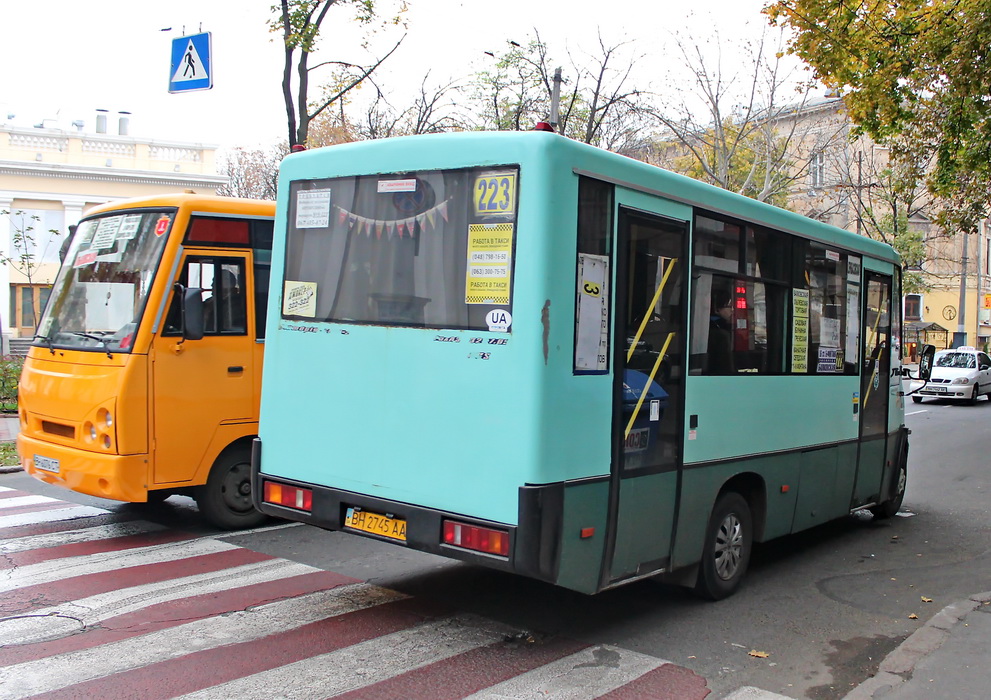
(18, 433, 151, 502)
(251, 439, 567, 586)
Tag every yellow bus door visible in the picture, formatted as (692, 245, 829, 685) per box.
(151, 253, 255, 486)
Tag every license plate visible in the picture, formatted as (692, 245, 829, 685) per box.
(930, 386, 947, 393)
(34, 455, 60, 473)
(345, 507, 407, 541)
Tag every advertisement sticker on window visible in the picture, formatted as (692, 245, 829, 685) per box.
(792, 288, 810, 373)
(465, 223, 513, 305)
(283, 280, 318, 317)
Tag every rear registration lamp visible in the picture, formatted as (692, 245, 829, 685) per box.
(263, 481, 312, 512)
(442, 519, 510, 557)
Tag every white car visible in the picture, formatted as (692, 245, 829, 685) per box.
(913, 346, 991, 404)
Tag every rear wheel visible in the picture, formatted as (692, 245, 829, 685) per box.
(871, 448, 907, 520)
(694, 492, 753, 600)
(195, 446, 267, 530)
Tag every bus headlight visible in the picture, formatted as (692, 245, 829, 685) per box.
(98, 408, 114, 429)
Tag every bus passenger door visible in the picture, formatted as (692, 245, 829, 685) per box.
(855, 272, 892, 505)
(605, 202, 688, 586)
(151, 253, 256, 486)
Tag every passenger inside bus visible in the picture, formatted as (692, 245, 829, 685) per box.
(707, 291, 735, 374)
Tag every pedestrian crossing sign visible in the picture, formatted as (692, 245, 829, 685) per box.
(169, 32, 213, 93)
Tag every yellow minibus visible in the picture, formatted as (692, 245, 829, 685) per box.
(18, 194, 275, 528)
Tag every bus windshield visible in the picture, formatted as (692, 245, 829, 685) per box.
(36, 209, 174, 353)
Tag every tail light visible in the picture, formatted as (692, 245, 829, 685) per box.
(442, 519, 510, 557)
(263, 481, 312, 512)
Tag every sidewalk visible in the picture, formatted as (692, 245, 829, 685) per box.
(726, 591, 991, 700)
(0, 414, 21, 473)
(841, 591, 991, 700)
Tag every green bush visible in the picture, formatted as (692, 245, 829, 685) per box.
(0, 355, 24, 410)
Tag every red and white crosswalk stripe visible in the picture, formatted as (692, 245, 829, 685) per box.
(0, 485, 710, 700)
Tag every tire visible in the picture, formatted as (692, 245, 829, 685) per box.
(911, 396, 923, 404)
(694, 491, 753, 600)
(144, 490, 172, 504)
(970, 385, 980, 405)
(194, 446, 267, 530)
(871, 449, 907, 520)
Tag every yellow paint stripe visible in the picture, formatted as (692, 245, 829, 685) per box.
(627, 259, 677, 363)
(625, 332, 675, 439)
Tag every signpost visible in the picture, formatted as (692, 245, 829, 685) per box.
(169, 32, 213, 93)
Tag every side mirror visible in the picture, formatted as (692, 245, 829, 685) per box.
(178, 284, 204, 341)
(918, 344, 936, 382)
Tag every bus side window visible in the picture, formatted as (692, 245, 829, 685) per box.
(163, 259, 247, 336)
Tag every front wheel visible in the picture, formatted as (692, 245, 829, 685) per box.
(195, 446, 267, 530)
(969, 385, 980, 405)
(871, 454, 907, 520)
(911, 396, 923, 404)
(694, 491, 753, 600)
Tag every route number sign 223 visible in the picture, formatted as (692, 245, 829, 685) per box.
(474, 172, 517, 216)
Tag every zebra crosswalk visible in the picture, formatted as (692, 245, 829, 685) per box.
(0, 484, 711, 699)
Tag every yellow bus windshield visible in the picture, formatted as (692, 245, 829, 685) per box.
(37, 208, 175, 353)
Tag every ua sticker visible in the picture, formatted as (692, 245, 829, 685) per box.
(485, 309, 512, 333)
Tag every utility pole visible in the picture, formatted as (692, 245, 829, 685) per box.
(955, 231, 969, 348)
(549, 67, 562, 131)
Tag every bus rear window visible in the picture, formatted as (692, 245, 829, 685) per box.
(283, 166, 519, 330)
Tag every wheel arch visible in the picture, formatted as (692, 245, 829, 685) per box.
(718, 472, 767, 542)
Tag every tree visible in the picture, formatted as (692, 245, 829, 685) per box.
(1, 209, 61, 331)
(217, 146, 286, 200)
(766, 0, 991, 233)
(646, 28, 838, 205)
(271, 0, 406, 148)
(466, 32, 649, 151)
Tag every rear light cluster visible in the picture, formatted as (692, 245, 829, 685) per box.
(263, 481, 312, 512)
(442, 519, 510, 557)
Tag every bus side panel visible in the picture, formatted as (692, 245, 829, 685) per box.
(683, 376, 860, 465)
(556, 480, 610, 593)
(854, 436, 886, 505)
(518, 479, 610, 595)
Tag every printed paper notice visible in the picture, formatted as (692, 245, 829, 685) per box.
(295, 189, 332, 229)
(465, 223, 513, 305)
(91, 217, 122, 249)
(575, 253, 609, 371)
(117, 215, 142, 240)
(792, 288, 810, 373)
(283, 281, 318, 317)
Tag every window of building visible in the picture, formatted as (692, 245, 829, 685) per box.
(904, 294, 922, 321)
(810, 152, 826, 189)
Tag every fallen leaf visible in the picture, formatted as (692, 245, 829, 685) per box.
(749, 650, 770, 658)
(922, 596, 933, 603)
(909, 614, 919, 619)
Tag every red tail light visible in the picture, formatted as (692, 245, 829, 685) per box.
(263, 481, 312, 512)
(442, 519, 510, 557)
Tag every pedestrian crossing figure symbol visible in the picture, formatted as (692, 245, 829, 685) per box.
(169, 32, 213, 93)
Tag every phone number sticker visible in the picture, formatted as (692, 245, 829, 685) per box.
(474, 172, 517, 216)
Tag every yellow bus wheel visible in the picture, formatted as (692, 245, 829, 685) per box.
(195, 446, 267, 530)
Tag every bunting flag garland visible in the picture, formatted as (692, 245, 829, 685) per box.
(332, 199, 452, 240)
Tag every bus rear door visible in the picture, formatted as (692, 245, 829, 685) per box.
(605, 192, 689, 587)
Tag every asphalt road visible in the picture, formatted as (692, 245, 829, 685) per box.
(5, 392, 990, 699)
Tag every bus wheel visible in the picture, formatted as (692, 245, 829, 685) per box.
(145, 490, 172, 504)
(195, 447, 267, 530)
(871, 457, 907, 520)
(695, 492, 753, 600)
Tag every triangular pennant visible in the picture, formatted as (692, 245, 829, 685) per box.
(438, 200, 449, 222)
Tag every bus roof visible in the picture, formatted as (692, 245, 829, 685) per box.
(83, 194, 275, 219)
(281, 131, 899, 265)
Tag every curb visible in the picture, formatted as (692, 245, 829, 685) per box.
(841, 590, 991, 700)
(0, 464, 23, 474)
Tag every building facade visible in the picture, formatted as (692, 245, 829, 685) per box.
(0, 116, 227, 350)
